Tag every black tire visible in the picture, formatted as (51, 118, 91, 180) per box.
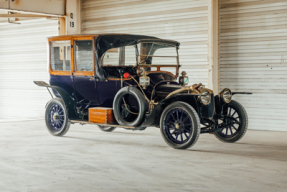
(45, 98, 70, 136)
(160, 101, 200, 149)
(214, 100, 248, 143)
(113, 86, 147, 127)
(98, 125, 116, 132)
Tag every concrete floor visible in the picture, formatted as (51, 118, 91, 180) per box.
(0, 120, 286, 192)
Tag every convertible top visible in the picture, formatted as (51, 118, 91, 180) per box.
(48, 33, 180, 57)
(48, 33, 180, 81)
(95, 34, 160, 58)
(94, 34, 180, 57)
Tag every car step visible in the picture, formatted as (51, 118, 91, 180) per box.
(70, 120, 135, 129)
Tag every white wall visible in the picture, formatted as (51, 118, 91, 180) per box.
(220, 0, 287, 131)
(0, 19, 58, 121)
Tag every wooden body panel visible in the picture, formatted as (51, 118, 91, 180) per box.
(89, 107, 115, 124)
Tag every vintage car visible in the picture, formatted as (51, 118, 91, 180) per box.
(34, 34, 251, 149)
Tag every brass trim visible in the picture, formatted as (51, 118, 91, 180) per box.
(165, 83, 202, 99)
(219, 88, 232, 104)
(198, 89, 212, 105)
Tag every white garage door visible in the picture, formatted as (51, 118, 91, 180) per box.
(81, 0, 209, 87)
(0, 19, 58, 121)
(220, 0, 287, 131)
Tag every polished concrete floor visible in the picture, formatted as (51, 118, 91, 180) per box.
(0, 120, 286, 192)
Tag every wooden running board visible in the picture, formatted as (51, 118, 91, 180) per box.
(71, 120, 135, 129)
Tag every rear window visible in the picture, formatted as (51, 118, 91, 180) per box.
(50, 40, 71, 71)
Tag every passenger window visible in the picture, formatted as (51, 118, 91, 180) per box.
(125, 46, 137, 66)
(50, 41, 71, 71)
(74, 40, 93, 71)
(102, 46, 136, 66)
(102, 48, 121, 66)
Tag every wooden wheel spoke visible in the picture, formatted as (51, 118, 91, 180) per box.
(171, 113, 176, 121)
(184, 132, 188, 138)
(175, 132, 179, 140)
(232, 125, 238, 131)
(229, 126, 233, 134)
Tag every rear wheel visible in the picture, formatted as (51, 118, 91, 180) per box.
(45, 98, 70, 136)
(98, 125, 116, 132)
(160, 101, 200, 149)
(214, 100, 248, 143)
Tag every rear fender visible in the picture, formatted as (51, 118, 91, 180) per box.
(140, 94, 199, 128)
(34, 81, 78, 119)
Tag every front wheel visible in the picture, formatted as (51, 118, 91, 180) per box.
(160, 101, 200, 149)
(214, 100, 248, 143)
(45, 98, 70, 136)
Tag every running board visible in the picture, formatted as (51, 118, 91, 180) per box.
(71, 120, 135, 129)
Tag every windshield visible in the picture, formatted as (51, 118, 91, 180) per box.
(136, 42, 179, 66)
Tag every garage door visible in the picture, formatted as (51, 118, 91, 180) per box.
(220, 0, 287, 131)
(0, 19, 58, 121)
(81, 0, 209, 87)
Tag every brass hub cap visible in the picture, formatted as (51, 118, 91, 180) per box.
(174, 120, 184, 132)
(52, 113, 60, 121)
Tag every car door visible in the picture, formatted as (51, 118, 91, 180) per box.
(72, 37, 99, 105)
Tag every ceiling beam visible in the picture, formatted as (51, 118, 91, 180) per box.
(0, 14, 64, 18)
(0, 0, 66, 16)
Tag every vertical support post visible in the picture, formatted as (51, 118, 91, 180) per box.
(208, 0, 219, 94)
(66, 0, 81, 35)
(58, 17, 66, 35)
(58, 0, 81, 36)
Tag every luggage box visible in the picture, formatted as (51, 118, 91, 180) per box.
(89, 107, 115, 124)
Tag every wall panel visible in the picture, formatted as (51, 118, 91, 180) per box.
(0, 19, 58, 121)
(81, 0, 209, 86)
(220, 0, 287, 131)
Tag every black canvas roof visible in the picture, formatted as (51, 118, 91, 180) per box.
(95, 34, 180, 57)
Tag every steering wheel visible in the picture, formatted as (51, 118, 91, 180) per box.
(131, 66, 138, 75)
(117, 68, 125, 78)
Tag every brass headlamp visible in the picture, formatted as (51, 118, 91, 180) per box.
(219, 88, 232, 103)
(179, 71, 189, 86)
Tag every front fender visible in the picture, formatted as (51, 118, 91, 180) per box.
(139, 94, 199, 128)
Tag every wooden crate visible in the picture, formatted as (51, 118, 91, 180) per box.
(89, 107, 115, 124)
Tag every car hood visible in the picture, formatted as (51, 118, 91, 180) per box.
(156, 84, 182, 92)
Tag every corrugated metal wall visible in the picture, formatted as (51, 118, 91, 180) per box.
(220, 0, 287, 131)
(81, 0, 210, 87)
(0, 19, 58, 121)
